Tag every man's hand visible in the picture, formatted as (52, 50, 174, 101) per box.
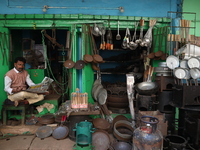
(12, 87, 23, 93)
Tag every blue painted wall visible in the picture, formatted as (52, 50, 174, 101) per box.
(1, 0, 180, 18)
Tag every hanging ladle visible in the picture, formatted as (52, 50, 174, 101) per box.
(135, 19, 144, 44)
(116, 21, 121, 40)
(83, 24, 93, 63)
(64, 30, 75, 69)
(90, 26, 104, 63)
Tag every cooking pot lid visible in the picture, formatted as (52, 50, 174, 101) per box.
(36, 126, 53, 139)
(166, 55, 179, 69)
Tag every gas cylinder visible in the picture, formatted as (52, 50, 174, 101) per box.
(133, 116, 163, 150)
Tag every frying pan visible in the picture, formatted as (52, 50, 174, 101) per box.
(36, 126, 53, 139)
(75, 60, 85, 70)
(97, 88, 107, 105)
(135, 66, 159, 95)
(92, 79, 101, 100)
(52, 115, 69, 140)
(93, 84, 103, 101)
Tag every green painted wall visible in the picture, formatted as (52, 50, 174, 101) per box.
(183, 0, 200, 36)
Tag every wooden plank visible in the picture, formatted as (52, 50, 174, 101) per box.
(70, 110, 100, 116)
(0, 125, 40, 135)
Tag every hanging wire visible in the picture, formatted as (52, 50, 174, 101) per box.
(41, 30, 69, 96)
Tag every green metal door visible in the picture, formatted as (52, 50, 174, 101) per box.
(0, 27, 10, 116)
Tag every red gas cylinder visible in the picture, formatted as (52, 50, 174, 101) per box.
(133, 116, 163, 150)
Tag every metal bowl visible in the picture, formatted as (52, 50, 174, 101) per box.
(111, 141, 132, 150)
(92, 118, 110, 130)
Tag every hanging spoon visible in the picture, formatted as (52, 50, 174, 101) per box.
(116, 21, 121, 40)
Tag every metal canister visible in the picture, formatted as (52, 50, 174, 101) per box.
(73, 120, 94, 146)
(133, 116, 163, 150)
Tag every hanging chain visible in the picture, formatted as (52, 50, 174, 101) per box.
(41, 30, 69, 95)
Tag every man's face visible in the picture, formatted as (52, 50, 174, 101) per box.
(14, 60, 25, 72)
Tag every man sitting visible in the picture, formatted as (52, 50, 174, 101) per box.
(4, 57, 48, 107)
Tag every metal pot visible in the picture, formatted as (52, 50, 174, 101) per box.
(174, 67, 190, 79)
(180, 59, 189, 68)
(188, 56, 200, 68)
(190, 67, 200, 79)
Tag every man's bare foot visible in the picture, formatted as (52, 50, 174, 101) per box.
(14, 101, 19, 107)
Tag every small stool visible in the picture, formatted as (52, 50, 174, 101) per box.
(2, 104, 29, 125)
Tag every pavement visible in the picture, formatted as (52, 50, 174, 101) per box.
(0, 135, 76, 150)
